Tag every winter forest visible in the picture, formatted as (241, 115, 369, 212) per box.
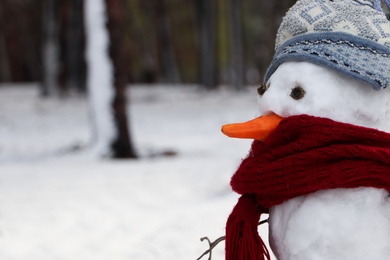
(0, 0, 295, 259)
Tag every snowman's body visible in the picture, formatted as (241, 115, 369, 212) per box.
(269, 187, 390, 259)
(261, 62, 390, 259)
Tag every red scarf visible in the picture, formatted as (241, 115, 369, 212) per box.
(225, 114, 390, 260)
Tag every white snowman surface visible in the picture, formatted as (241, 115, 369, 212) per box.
(260, 61, 390, 260)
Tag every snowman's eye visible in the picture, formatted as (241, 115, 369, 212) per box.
(290, 86, 306, 100)
(257, 82, 270, 96)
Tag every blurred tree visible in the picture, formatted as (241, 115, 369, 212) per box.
(194, 0, 216, 89)
(229, 0, 244, 89)
(39, 0, 87, 96)
(41, 0, 60, 96)
(246, 0, 296, 80)
(105, 0, 137, 158)
(84, 0, 138, 159)
(64, 0, 86, 93)
(125, 0, 198, 84)
(1, 1, 33, 82)
(155, 0, 181, 83)
(0, 2, 10, 82)
(125, 0, 159, 83)
(216, 0, 230, 84)
(18, 1, 41, 82)
(0, 33, 10, 82)
(166, 0, 198, 83)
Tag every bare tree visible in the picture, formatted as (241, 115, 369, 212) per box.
(104, 0, 137, 158)
(0, 2, 10, 82)
(85, 0, 136, 158)
(155, 0, 181, 83)
(126, 1, 159, 83)
(194, 0, 216, 89)
(41, 0, 60, 96)
(18, 1, 41, 82)
(65, 0, 86, 93)
(229, 0, 244, 90)
(0, 33, 10, 82)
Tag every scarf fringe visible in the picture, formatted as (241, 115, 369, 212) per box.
(226, 195, 270, 260)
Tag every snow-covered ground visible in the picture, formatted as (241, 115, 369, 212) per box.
(0, 84, 274, 259)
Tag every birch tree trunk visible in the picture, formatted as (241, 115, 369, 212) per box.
(84, 0, 136, 159)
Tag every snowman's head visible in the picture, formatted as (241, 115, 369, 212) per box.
(259, 61, 390, 132)
(259, 0, 390, 132)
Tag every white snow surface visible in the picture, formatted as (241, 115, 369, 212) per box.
(0, 84, 273, 259)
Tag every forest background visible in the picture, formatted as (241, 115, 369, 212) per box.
(0, 0, 298, 159)
(0, 0, 297, 91)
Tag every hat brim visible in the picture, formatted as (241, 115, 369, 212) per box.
(265, 32, 390, 91)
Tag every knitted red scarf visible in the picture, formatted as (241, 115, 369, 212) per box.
(225, 114, 390, 260)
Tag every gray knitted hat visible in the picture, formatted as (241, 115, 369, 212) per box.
(264, 0, 390, 90)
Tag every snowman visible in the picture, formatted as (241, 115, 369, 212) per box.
(222, 0, 390, 259)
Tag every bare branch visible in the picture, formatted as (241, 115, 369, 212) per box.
(196, 219, 268, 260)
(197, 236, 225, 260)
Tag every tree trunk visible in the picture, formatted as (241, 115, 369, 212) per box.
(41, 0, 60, 97)
(127, 1, 158, 83)
(229, 0, 244, 90)
(85, 0, 137, 158)
(18, 3, 41, 82)
(195, 0, 216, 89)
(0, 32, 10, 82)
(155, 0, 181, 83)
(215, 0, 230, 85)
(66, 0, 86, 93)
(104, 0, 137, 159)
(0, 2, 10, 82)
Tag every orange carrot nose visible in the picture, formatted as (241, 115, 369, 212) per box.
(221, 113, 283, 141)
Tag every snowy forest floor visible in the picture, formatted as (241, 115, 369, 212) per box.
(0, 84, 274, 260)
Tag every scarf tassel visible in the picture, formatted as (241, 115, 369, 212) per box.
(225, 195, 271, 260)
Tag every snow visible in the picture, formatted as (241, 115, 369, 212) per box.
(84, 0, 116, 157)
(0, 84, 274, 259)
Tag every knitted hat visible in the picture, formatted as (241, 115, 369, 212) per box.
(264, 0, 390, 90)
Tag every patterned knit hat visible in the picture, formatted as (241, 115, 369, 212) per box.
(264, 0, 390, 90)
